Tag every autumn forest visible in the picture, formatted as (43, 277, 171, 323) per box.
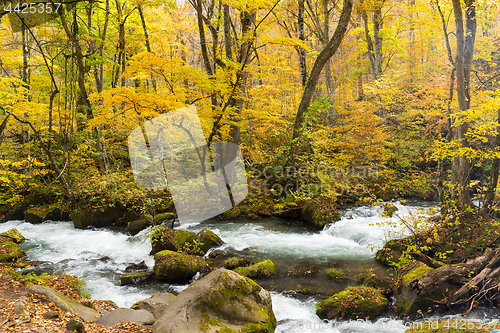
(1, 0, 500, 330)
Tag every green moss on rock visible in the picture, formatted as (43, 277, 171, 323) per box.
(0, 240, 26, 262)
(355, 268, 384, 287)
(153, 213, 176, 225)
(234, 260, 276, 279)
(0, 229, 25, 243)
(375, 238, 406, 267)
(150, 228, 196, 254)
(301, 199, 340, 230)
(195, 229, 224, 254)
(316, 286, 389, 320)
(224, 257, 251, 270)
(326, 268, 346, 280)
(154, 250, 210, 283)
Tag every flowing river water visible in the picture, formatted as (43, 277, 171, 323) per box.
(0, 201, 457, 332)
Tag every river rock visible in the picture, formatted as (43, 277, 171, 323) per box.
(375, 238, 407, 267)
(24, 206, 49, 224)
(0, 233, 26, 262)
(153, 269, 277, 333)
(1, 228, 25, 243)
(26, 285, 99, 322)
(224, 257, 251, 270)
(394, 262, 455, 315)
(70, 205, 127, 229)
(301, 199, 340, 229)
(150, 228, 195, 254)
(131, 293, 176, 319)
(234, 260, 276, 279)
(194, 229, 224, 254)
(153, 250, 210, 283)
(153, 212, 176, 225)
(126, 217, 152, 236)
(44, 207, 70, 221)
(120, 272, 152, 286)
(316, 286, 389, 320)
(96, 308, 154, 327)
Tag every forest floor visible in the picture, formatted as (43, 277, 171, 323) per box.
(0, 263, 152, 333)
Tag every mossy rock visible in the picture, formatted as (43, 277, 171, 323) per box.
(394, 262, 453, 315)
(0, 240, 26, 262)
(194, 229, 224, 254)
(316, 286, 389, 320)
(382, 203, 398, 217)
(120, 272, 153, 286)
(25, 206, 50, 224)
(152, 269, 276, 333)
(150, 228, 195, 255)
(326, 268, 346, 280)
(153, 212, 176, 225)
(301, 199, 340, 230)
(355, 268, 384, 287)
(1, 229, 25, 243)
(70, 205, 128, 229)
(126, 217, 152, 236)
(234, 260, 276, 279)
(224, 257, 251, 270)
(153, 250, 210, 283)
(44, 206, 70, 221)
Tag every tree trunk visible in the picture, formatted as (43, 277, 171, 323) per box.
(289, 0, 353, 163)
(484, 107, 500, 210)
(450, 0, 476, 210)
(138, 4, 157, 92)
(298, 0, 307, 87)
(373, 8, 383, 77)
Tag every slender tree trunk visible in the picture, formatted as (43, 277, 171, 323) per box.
(361, 10, 376, 80)
(137, 4, 156, 91)
(373, 8, 383, 77)
(450, 0, 476, 210)
(484, 107, 500, 210)
(289, 0, 353, 163)
(298, 0, 307, 87)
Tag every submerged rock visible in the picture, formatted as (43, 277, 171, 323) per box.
(27, 285, 99, 322)
(316, 286, 389, 320)
(234, 260, 276, 279)
(131, 293, 176, 319)
(153, 250, 210, 283)
(120, 272, 153, 286)
(96, 308, 154, 327)
(153, 268, 276, 333)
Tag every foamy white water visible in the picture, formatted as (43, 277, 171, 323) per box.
(0, 201, 435, 332)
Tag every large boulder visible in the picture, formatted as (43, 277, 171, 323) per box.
(153, 250, 210, 283)
(96, 308, 154, 327)
(316, 286, 389, 320)
(150, 228, 195, 255)
(234, 260, 276, 279)
(153, 269, 277, 333)
(27, 285, 99, 322)
(44, 207, 70, 221)
(70, 205, 128, 229)
(131, 293, 176, 319)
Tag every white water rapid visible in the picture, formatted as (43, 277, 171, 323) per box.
(0, 201, 436, 332)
